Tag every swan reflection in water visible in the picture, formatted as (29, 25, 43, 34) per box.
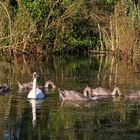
(29, 99, 43, 127)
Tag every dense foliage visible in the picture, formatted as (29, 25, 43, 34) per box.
(0, 0, 140, 56)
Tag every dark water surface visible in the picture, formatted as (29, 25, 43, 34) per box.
(1, 55, 140, 140)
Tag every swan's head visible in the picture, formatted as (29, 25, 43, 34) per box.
(33, 72, 39, 79)
(83, 86, 92, 98)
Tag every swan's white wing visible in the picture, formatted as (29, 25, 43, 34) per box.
(27, 89, 34, 98)
(27, 88, 44, 99)
(35, 88, 44, 98)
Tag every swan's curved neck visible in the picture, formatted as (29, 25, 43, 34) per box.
(32, 77, 37, 98)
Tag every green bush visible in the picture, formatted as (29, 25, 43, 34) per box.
(0, 0, 126, 55)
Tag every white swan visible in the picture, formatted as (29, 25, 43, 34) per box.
(27, 72, 44, 99)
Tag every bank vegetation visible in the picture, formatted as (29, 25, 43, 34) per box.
(0, 0, 140, 58)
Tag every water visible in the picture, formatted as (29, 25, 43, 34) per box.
(1, 55, 140, 140)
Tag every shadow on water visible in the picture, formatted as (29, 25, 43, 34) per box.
(1, 55, 140, 139)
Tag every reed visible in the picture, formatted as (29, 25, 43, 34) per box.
(0, 2, 12, 44)
(99, 0, 140, 59)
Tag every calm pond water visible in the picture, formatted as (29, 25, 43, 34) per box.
(1, 54, 140, 140)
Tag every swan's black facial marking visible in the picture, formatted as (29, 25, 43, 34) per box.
(33, 72, 39, 79)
